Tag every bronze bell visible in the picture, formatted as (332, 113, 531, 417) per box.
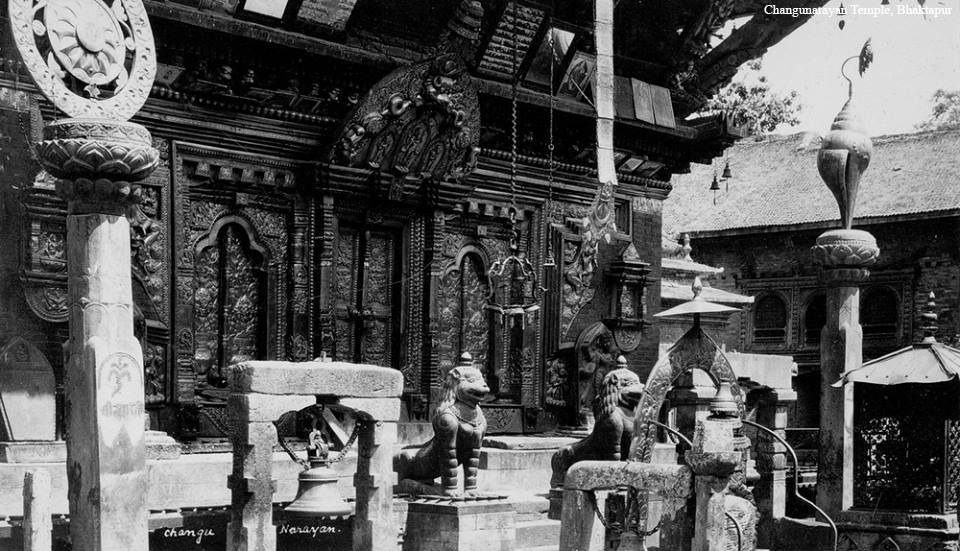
(721, 159, 732, 179)
(285, 432, 353, 518)
(709, 172, 721, 191)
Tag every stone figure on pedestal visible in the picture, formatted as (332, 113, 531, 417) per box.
(550, 359, 644, 490)
(394, 353, 489, 496)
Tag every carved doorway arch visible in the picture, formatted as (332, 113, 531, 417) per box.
(628, 325, 747, 462)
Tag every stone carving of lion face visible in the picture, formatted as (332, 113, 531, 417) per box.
(595, 367, 644, 418)
(443, 364, 489, 408)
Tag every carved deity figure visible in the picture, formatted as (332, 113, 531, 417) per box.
(550, 366, 644, 489)
(578, 332, 619, 424)
(394, 354, 489, 496)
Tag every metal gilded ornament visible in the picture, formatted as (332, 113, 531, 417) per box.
(8, 0, 157, 121)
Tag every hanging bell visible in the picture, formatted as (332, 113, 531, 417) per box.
(721, 159, 732, 179)
(709, 382, 738, 418)
(285, 434, 353, 518)
(709, 172, 721, 192)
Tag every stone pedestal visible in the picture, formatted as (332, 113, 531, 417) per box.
(811, 229, 878, 519)
(836, 510, 959, 551)
(402, 500, 516, 551)
(37, 118, 159, 551)
(753, 388, 796, 548)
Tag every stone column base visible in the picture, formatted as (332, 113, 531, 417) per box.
(402, 499, 516, 551)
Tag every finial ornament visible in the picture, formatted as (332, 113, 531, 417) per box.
(691, 276, 704, 300)
(921, 291, 939, 344)
(818, 39, 874, 231)
(8, 0, 157, 121)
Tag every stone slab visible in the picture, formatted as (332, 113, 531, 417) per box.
(406, 499, 514, 516)
(564, 462, 692, 499)
(335, 396, 401, 421)
(228, 361, 403, 397)
(0, 337, 56, 441)
(480, 448, 554, 470)
(482, 435, 579, 450)
(226, 393, 316, 424)
(0, 442, 66, 463)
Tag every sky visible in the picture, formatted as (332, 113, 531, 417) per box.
(731, 0, 960, 137)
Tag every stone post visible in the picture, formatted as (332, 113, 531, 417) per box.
(9, 1, 159, 549)
(49, 120, 159, 551)
(753, 389, 796, 547)
(23, 470, 52, 551)
(353, 419, 398, 551)
(811, 86, 878, 519)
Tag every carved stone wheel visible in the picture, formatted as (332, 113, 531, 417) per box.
(8, 0, 156, 121)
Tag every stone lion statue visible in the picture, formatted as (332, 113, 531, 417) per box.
(550, 364, 645, 489)
(394, 354, 489, 496)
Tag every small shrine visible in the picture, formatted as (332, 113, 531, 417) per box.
(834, 293, 960, 550)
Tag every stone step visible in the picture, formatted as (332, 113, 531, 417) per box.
(516, 518, 561, 549)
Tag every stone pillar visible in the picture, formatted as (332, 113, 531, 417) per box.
(23, 470, 52, 551)
(811, 89, 877, 519)
(9, 0, 159, 548)
(42, 120, 159, 551)
(753, 389, 796, 548)
(813, 258, 871, 517)
(353, 419, 397, 551)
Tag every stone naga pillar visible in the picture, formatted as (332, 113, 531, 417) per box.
(811, 64, 878, 519)
(7, 2, 159, 550)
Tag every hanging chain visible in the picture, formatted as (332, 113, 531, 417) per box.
(508, 0, 519, 218)
(12, 62, 40, 165)
(275, 410, 365, 470)
(546, 24, 555, 205)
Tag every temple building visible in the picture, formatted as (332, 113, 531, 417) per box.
(664, 128, 960, 429)
(0, 0, 822, 445)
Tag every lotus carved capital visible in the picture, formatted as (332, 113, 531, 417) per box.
(36, 119, 158, 181)
(811, 229, 879, 271)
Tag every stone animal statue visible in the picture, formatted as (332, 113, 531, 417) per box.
(550, 366, 645, 489)
(394, 355, 489, 496)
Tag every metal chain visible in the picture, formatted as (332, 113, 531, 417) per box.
(275, 412, 365, 470)
(508, 0, 519, 215)
(546, 23, 555, 204)
(585, 490, 611, 529)
(12, 62, 40, 165)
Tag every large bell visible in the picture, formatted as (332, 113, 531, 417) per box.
(285, 431, 353, 518)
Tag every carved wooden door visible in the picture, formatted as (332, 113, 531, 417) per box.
(332, 225, 402, 367)
(193, 222, 266, 397)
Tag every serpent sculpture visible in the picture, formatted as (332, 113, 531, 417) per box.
(394, 354, 489, 496)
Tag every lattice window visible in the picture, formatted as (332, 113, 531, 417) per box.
(753, 294, 788, 343)
(854, 382, 949, 513)
(804, 294, 826, 345)
(862, 287, 898, 339)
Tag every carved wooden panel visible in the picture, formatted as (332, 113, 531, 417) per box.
(331, 225, 402, 368)
(438, 252, 490, 379)
(172, 143, 297, 418)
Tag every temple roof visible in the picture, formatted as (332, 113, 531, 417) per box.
(836, 342, 960, 386)
(664, 128, 960, 237)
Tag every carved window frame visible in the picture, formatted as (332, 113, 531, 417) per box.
(750, 291, 790, 346)
(861, 285, 900, 342)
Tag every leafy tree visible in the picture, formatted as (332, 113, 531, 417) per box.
(915, 89, 960, 131)
(702, 60, 802, 136)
